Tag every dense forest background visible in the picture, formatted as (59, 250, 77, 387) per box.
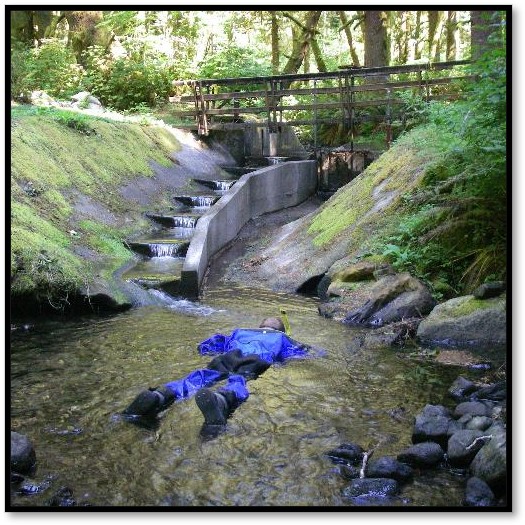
(10, 9, 507, 301)
(10, 10, 495, 111)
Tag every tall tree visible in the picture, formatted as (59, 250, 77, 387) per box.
(413, 11, 423, 60)
(364, 11, 388, 68)
(445, 11, 458, 60)
(338, 11, 360, 67)
(281, 11, 322, 75)
(363, 10, 388, 83)
(471, 10, 501, 60)
(428, 10, 444, 61)
(271, 11, 279, 74)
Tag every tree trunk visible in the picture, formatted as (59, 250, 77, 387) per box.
(338, 11, 361, 67)
(414, 11, 422, 60)
(364, 11, 388, 67)
(271, 12, 279, 74)
(446, 11, 457, 60)
(311, 39, 327, 72)
(10, 10, 35, 45)
(63, 11, 111, 64)
(471, 10, 501, 60)
(428, 10, 444, 61)
(281, 11, 322, 75)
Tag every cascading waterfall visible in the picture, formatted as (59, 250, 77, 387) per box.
(172, 216, 198, 228)
(174, 195, 218, 207)
(149, 243, 184, 257)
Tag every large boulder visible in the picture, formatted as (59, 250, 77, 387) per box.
(416, 294, 506, 348)
(319, 271, 436, 327)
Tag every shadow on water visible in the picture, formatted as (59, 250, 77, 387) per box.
(10, 283, 470, 507)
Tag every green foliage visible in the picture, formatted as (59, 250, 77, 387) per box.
(377, 31, 507, 295)
(11, 39, 84, 99)
(197, 44, 271, 85)
(81, 46, 175, 111)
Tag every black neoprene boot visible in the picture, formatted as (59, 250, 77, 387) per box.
(123, 386, 175, 417)
(195, 388, 235, 425)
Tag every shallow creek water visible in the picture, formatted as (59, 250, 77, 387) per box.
(10, 282, 469, 508)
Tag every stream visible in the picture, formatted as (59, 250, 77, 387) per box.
(10, 281, 471, 508)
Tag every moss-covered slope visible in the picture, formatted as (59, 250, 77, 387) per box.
(9, 106, 203, 312)
(239, 125, 458, 293)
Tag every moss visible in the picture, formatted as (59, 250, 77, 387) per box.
(451, 296, 503, 318)
(10, 107, 183, 305)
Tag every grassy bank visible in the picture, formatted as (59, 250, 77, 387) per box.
(10, 105, 182, 310)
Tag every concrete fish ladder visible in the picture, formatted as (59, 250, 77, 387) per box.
(180, 160, 318, 298)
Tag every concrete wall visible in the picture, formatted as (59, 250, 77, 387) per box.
(179, 160, 318, 297)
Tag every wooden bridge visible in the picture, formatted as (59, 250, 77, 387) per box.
(170, 60, 472, 149)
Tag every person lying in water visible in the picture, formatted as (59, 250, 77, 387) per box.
(122, 317, 319, 431)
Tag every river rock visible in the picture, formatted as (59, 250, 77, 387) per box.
(412, 404, 455, 448)
(339, 465, 361, 480)
(11, 432, 36, 475)
(332, 261, 378, 283)
(397, 442, 445, 468)
(325, 442, 364, 465)
(365, 456, 413, 483)
(449, 376, 477, 402)
(463, 476, 496, 507)
(454, 401, 490, 419)
(461, 415, 494, 432)
(343, 273, 436, 327)
(469, 425, 507, 494)
(416, 294, 506, 348)
(473, 281, 506, 300)
(342, 478, 399, 498)
(471, 381, 506, 402)
(447, 429, 486, 467)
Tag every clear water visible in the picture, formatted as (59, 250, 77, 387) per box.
(10, 283, 467, 508)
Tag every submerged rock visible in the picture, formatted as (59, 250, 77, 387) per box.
(342, 478, 399, 499)
(365, 456, 414, 483)
(325, 443, 365, 465)
(11, 432, 36, 475)
(463, 476, 496, 507)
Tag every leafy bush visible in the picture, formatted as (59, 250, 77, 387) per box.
(11, 39, 84, 99)
(82, 46, 174, 111)
(380, 30, 507, 295)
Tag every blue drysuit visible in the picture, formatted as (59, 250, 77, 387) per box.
(164, 328, 310, 405)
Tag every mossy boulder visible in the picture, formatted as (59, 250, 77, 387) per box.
(416, 294, 506, 349)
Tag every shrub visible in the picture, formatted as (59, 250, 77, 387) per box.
(11, 39, 84, 100)
(81, 46, 174, 111)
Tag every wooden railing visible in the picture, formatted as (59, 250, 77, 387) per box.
(171, 60, 472, 147)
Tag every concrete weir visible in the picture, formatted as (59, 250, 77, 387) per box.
(179, 160, 317, 298)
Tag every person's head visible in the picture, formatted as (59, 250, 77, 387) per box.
(259, 317, 285, 332)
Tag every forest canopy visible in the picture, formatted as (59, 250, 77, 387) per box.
(11, 9, 482, 111)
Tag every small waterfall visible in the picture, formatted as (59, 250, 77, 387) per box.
(174, 195, 218, 207)
(149, 243, 185, 257)
(172, 216, 198, 228)
(215, 180, 235, 191)
(266, 156, 288, 165)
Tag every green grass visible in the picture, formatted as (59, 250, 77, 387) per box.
(10, 106, 183, 304)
